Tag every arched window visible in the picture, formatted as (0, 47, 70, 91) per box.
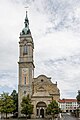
(23, 44, 27, 55)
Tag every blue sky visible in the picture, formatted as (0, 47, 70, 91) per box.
(0, 0, 80, 98)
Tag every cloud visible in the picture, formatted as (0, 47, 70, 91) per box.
(35, 31, 80, 62)
(0, 71, 18, 93)
(42, 0, 80, 32)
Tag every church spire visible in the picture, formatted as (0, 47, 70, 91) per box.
(24, 11, 29, 28)
(21, 11, 31, 35)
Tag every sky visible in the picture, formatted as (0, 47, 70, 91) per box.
(0, 0, 80, 99)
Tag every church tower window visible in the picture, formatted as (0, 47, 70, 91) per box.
(24, 91, 26, 94)
(23, 44, 27, 55)
(24, 76, 26, 85)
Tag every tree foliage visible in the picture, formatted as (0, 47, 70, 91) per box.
(76, 90, 80, 105)
(0, 92, 16, 118)
(21, 94, 33, 118)
(47, 100, 60, 118)
(11, 90, 18, 113)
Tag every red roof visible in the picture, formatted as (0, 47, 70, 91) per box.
(59, 99, 77, 103)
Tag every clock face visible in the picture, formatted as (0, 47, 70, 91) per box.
(22, 68, 28, 74)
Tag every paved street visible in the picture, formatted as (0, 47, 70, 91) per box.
(0, 113, 80, 120)
(61, 113, 80, 120)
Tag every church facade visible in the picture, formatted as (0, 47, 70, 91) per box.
(18, 12, 60, 118)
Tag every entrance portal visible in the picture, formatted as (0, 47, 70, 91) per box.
(36, 102, 46, 118)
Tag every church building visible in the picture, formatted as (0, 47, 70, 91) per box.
(18, 11, 60, 118)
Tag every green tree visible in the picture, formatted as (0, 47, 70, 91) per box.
(76, 90, 80, 106)
(11, 90, 18, 113)
(0, 92, 16, 118)
(21, 94, 33, 118)
(47, 100, 60, 120)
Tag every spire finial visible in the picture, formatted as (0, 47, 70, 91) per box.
(25, 6, 28, 13)
(20, 7, 31, 35)
(25, 6, 28, 21)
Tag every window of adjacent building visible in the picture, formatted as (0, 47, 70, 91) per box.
(23, 44, 28, 55)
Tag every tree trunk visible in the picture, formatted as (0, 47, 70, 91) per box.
(26, 115, 27, 120)
(52, 115, 54, 120)
(52, 117, 53, 120)
(6, 112, 7, 119)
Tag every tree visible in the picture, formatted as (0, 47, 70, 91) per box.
(0, 92, 16, 118)
(76, 90, 80, 106)
(47, 100, 60, 120)
(21, 94, 33, 118)
(11, 90, 18, 113)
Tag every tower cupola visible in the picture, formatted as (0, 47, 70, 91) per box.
(20, 11, 31, 35)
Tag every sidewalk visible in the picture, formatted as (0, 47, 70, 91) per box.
(55, 113, 63, 120)
(54, 117, 63, 120)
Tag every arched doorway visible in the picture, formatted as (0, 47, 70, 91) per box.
(36, 102, 46, 118)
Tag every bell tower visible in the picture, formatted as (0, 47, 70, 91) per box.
(18, 11, 34, 117)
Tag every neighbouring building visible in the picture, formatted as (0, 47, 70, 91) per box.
(58, 99, 78, 112)
(18, 11, 60, 118)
